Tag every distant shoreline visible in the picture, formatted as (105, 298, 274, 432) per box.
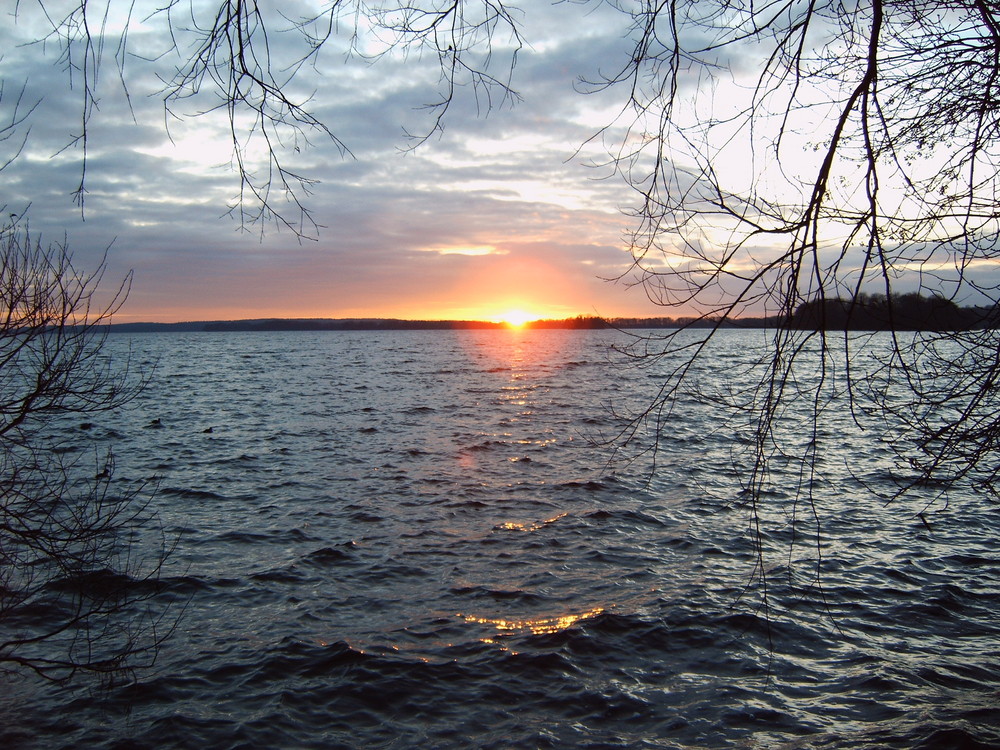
(104, 316, 776, 333)
(105, 296, 999, 333)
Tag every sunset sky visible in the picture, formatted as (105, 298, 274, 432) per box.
(1, 2, 677, 324)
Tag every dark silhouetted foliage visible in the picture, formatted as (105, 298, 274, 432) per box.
(0, 215, 168, 683)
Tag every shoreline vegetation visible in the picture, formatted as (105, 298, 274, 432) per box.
(109, 293, 999, 333)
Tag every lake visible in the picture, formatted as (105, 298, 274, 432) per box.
(3, 328, 998, 748)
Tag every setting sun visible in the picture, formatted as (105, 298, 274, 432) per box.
(499, 309, 536, 327)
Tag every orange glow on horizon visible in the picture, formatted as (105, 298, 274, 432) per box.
(111, 248, 672, 323)
(112, 305, 575, 324)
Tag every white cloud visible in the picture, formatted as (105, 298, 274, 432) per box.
(0, 1, 687, 321)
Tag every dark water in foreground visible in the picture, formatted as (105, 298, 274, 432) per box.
(3, 329, 998, 748)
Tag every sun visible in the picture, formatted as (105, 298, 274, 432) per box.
(499, 309, 536, 328)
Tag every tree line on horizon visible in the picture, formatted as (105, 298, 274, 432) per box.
(104, 294, 998, 333)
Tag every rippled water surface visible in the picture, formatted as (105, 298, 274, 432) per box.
(3, 329, 998, 748)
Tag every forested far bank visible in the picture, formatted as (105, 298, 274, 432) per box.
(106, 295, 998, 333)
(786, 293, 999, 331)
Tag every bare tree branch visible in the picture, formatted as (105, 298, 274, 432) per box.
(0, 214, 171, 684)
(594, 0, 1000, 609)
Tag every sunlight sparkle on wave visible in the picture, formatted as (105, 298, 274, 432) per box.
(458, 607, 606, 641)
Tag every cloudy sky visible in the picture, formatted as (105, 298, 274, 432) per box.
(0, 1, 680, 323)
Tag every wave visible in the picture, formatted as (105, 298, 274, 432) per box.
(10, 329, 998, 750)
(159, 487, 227, 501)
(208, 527, 318, 545)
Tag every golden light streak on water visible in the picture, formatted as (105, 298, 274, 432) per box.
(458, 606, 606, 639)
(495, 513, 568, 532)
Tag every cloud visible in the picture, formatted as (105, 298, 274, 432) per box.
(0, 1, 682, 322)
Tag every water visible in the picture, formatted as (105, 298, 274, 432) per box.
(2, 329, 998, 748)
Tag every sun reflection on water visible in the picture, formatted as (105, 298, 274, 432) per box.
(458, 606, 605, 639)
(495, 513, 568, 532)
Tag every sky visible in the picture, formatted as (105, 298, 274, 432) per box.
(0, 1, 679, 324)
